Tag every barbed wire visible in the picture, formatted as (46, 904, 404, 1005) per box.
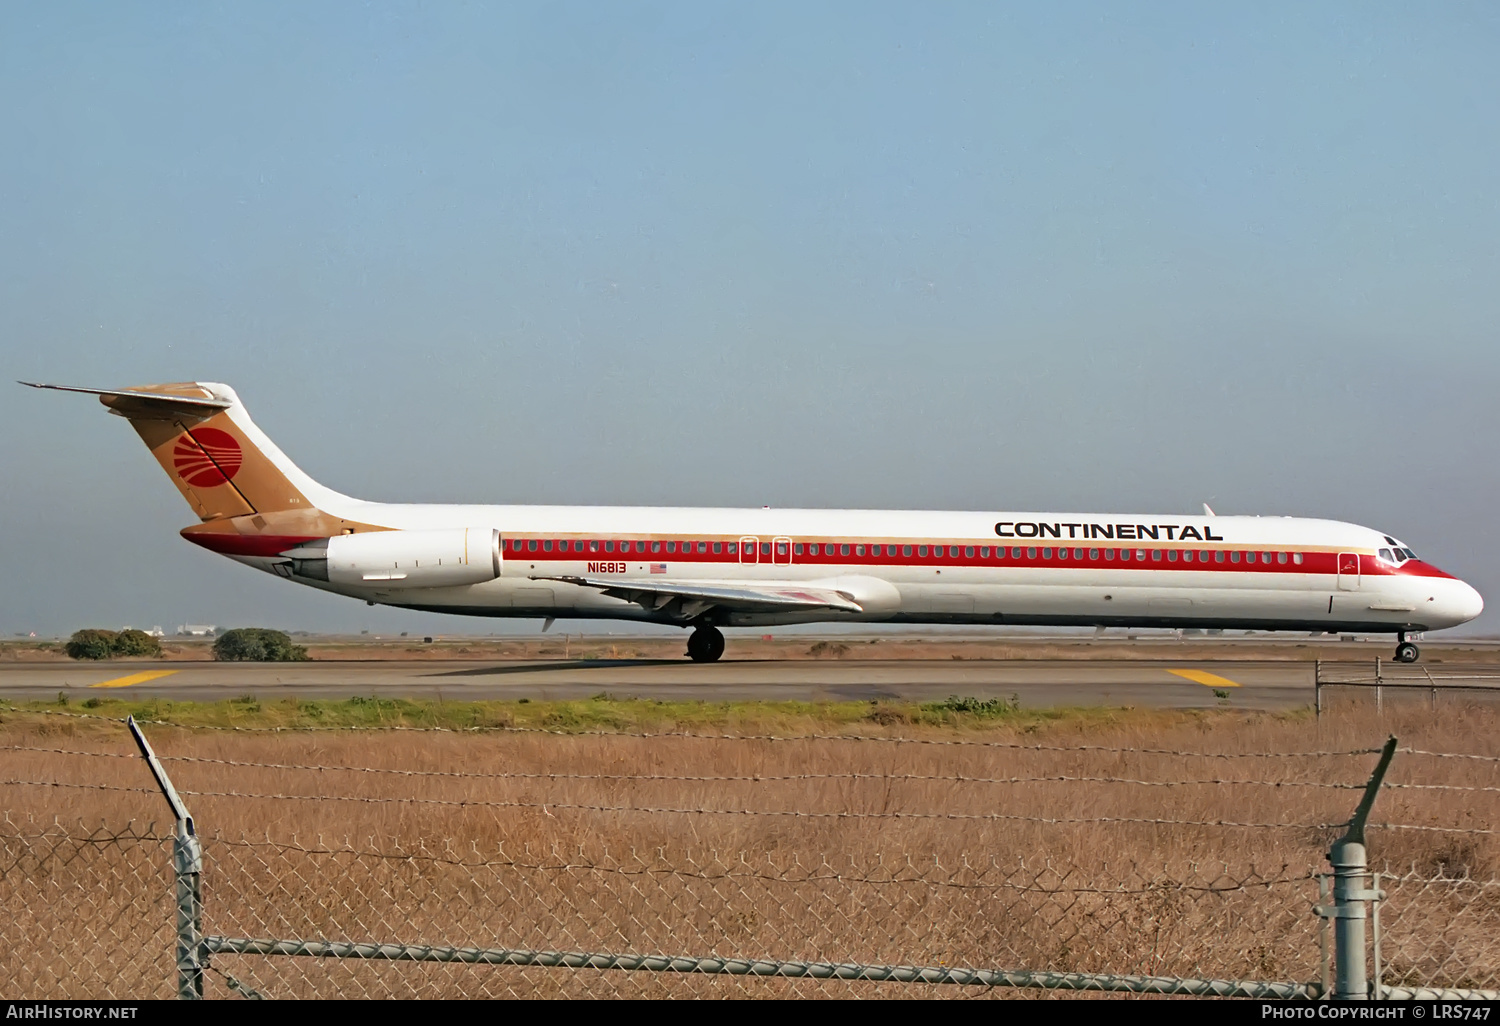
(10, 776, 1492, 834)
(1398, 747, 1500, 763)
(8, 743, 1500, 792)
(1, 777, 1344, 828)
(0, 706, 1387, 758)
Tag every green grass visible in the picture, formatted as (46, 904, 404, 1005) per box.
(0, 693, 1181, 735)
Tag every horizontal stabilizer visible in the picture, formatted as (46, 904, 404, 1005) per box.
(20, 381, 231, 420)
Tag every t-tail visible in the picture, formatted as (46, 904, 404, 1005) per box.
(20, 381, 377, 553)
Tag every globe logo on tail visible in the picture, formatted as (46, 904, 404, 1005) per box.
(172, 427, 243, 487)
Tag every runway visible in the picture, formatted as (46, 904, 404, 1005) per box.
(0, 657, 1353, 709)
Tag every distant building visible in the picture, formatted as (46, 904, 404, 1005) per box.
(176, 625, 217, 637)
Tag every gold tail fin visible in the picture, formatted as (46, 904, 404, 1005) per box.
(23, 381, 311, 520)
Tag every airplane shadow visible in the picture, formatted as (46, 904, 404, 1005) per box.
(425, 659, 690, 678)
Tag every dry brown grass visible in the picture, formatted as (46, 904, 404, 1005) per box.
(2, 697, 1496, 998)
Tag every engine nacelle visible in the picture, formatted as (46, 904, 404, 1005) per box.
(284, 528, 500, 589)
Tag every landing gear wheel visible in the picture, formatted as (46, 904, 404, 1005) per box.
(1394, 642, 1420, 664)
(687, 626, 725, 663)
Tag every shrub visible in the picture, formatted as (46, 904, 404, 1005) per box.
(112, 629, 162, 657)
(65, 629, 118, 661)
(213, 628, 309, 662)
(65, 628, 165, 660)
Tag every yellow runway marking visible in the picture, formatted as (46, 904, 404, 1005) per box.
(1167, 669, 1242, 689)
(89, 670, 178, 689)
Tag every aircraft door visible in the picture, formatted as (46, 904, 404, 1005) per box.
(772, 537, 792, 566)
(1336, 552, 1360, 590)
(739, 537, 759, 565)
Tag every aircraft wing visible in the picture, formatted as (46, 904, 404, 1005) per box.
(532, 576, 864, 621)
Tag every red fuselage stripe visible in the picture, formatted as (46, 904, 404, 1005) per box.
(501, 538, 1453, 580)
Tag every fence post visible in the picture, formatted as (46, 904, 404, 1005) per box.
(1328, 735, 1396, 1000)
(1314, 659, 1321, 720)
(127, 715, 205, 999)
(1374, 658, 1382, 714)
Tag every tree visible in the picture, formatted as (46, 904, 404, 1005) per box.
(65, 629, 117, 661)
(112, 629, 162, 657)
(213, 628, 308, 662)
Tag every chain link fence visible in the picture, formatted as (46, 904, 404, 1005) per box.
(2, 702, 1496, 999)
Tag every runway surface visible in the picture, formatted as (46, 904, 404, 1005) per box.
(6, 656, 1495, 709)
(0, 656, 1411, 710)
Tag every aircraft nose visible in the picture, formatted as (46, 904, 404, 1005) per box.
(1437, 579, 1484, 627)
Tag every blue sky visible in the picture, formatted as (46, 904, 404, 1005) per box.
(2, 2, 1498, 635)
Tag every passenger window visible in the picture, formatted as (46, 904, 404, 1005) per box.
(1200, 551, 1211, 562)
(1183, 551, 1193, 563)
(793, 543, 803, 555)
(542, 540, 553, 552)
(918, 546, 928, 557)
(871, 545, 882, 557)
(1167, 550, 1178, 562)
(1151, 549, 1162, 561)
(1213, 551, 1224, 563)
(1278, 552, 1288, 564)
(1089, 548, 1099, 560)
(1057, 548, 1068, 560)
(1104, 549, 1115, 561)
(1246, 552, 1256, 564)
(1042, 547, 1053, 559)
(964, 546, 974, 558)
(588, 540, 599, 553)
(1119, 549, 1130, 561)
(713, 542, 722, 554)
(1136, 549, 1146, 561)
(1293, 553, 1304, 564)
(761, 543, 771, 555)
(666, 542, 676, 553)
(979, 546, 989, 558)
(527, 540, 538, 552)
(855, 545, 865, 556)
(903, 545, 913, 557)
(808, 544, 819, 556)
(651, 541, 661, 553)
(603, 541, 613, 553)
(728, 542, 738, 555)
(698, 542, 708, 553)
(1027, 547, 1037, 559)
(1230, 551, 1240, 563)
(1263, 552, 1273, 564)
(1012, 547, 1023, 558)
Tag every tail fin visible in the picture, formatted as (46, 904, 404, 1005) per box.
(23, 381, 329, 520)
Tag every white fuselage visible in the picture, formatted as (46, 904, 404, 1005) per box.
(229, 499, 1483, 634)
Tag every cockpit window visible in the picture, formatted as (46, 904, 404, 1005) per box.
(1379, 547, 1395, 563)
(1401, 547, 1416, 560)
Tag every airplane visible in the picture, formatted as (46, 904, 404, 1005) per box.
(24, 380, 1483, 664)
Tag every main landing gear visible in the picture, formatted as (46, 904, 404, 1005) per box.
(1394, 632, 1420, 664)
(686, 625, 725, 663)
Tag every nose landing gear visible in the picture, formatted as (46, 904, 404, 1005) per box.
(1394, 632, 1420, 664)
(686, 625, 725, 663)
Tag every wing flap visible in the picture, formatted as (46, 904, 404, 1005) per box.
(534, 576, 864, 617)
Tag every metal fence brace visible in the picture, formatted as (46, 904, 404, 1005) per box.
(127, 716, 204, 1000)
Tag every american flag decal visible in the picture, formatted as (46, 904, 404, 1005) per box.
(650, 563, 667, 574)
